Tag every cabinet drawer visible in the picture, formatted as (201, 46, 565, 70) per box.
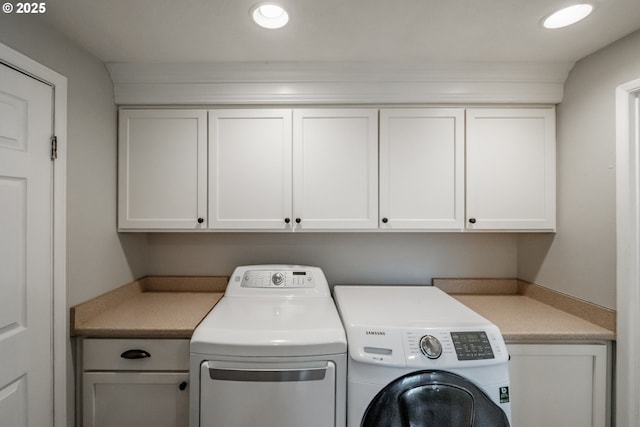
(83, 339, 189, 371)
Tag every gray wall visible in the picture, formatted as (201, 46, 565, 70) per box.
(0, 15, 147, 306)
(518, 30, 640, 310)
(145, 232, 518, 285)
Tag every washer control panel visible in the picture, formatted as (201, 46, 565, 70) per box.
(347, 325, 508, 368)
(450, 331, 495, 360)
(241, 269, 315, 288)
(405, 329, 501, 367)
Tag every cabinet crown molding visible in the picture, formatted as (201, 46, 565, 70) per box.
(107, 60, 572, 105)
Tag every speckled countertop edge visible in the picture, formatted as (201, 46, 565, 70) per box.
(70, 276, 228, 338)
(433, 278, 616, 342)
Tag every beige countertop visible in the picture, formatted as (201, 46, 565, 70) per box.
(72, 276, 615, 342)
(452, 294, 614, 341)
(71, 276, 227, 338)
(434, 279, 615, 342)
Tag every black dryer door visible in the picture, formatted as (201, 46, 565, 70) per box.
(361, 370, 510, 427)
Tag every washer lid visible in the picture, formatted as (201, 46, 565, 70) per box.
(333, 285, 493, 328)
(191, 296, 347, 357)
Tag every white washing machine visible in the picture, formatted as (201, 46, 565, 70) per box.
(189, 265, 347, 427)
(333, 285, 511, 427)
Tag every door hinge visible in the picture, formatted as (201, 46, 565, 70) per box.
(50, 136, 57, 160)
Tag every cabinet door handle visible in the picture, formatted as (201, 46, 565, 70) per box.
(179, 381, 188, 391)
(197, 217, 204, 224)
(284, 218, 291, 224)
(295, 218, 301, 224)
(120, 349, 151, 359)
(382, 217, 389, 224)
(468, 218, 477, 224)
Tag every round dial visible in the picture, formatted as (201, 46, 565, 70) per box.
(271, 272, 285, 286)
(419, 335, 443, 359)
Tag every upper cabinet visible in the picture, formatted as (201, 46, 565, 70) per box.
(209, 109, 292, 230)
(118, 109, 207, 230)
(466, 108, 556, 231)
(379, 109, 464, 230)
(208, 108, 378, 231)
(292, 109, 378, 230)
(117, 106, 555, 233)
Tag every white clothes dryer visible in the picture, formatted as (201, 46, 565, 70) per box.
(190, 265, 347, 427)
(333, 285, 511, 427)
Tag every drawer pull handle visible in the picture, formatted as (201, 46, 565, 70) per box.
(179, 381, 188, 391)
(120, 349, 151, 359)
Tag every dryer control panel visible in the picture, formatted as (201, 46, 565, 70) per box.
(241, 270, 315, 288)
(225, 265, 331, 298)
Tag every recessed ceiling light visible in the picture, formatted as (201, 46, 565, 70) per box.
(542, 3, 594, 29)
(250, 3, 289, 29)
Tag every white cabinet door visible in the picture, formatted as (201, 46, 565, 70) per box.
(293, 109, 378, 230)
(379, 108, 464, 230)
(83, 372, 189, 427)
(118, 109, 207, 230)
(507, 343, 609, 427)
(208, 109, 292, 229)
(466, 108, 555, 230)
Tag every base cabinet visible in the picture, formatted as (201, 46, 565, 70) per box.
(83, 372, 188, 427)
(80, 339, 190, 427)
(507, 343, 610, 427)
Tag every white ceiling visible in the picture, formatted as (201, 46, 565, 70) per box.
(38, 0, 640, 65)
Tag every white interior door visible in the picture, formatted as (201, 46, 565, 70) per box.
(616, 78, 640, 427)
(0, 64, 53, 426)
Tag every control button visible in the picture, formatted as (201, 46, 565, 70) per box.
(272, 272, 285, 286)
(419, 335, 443, 359)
